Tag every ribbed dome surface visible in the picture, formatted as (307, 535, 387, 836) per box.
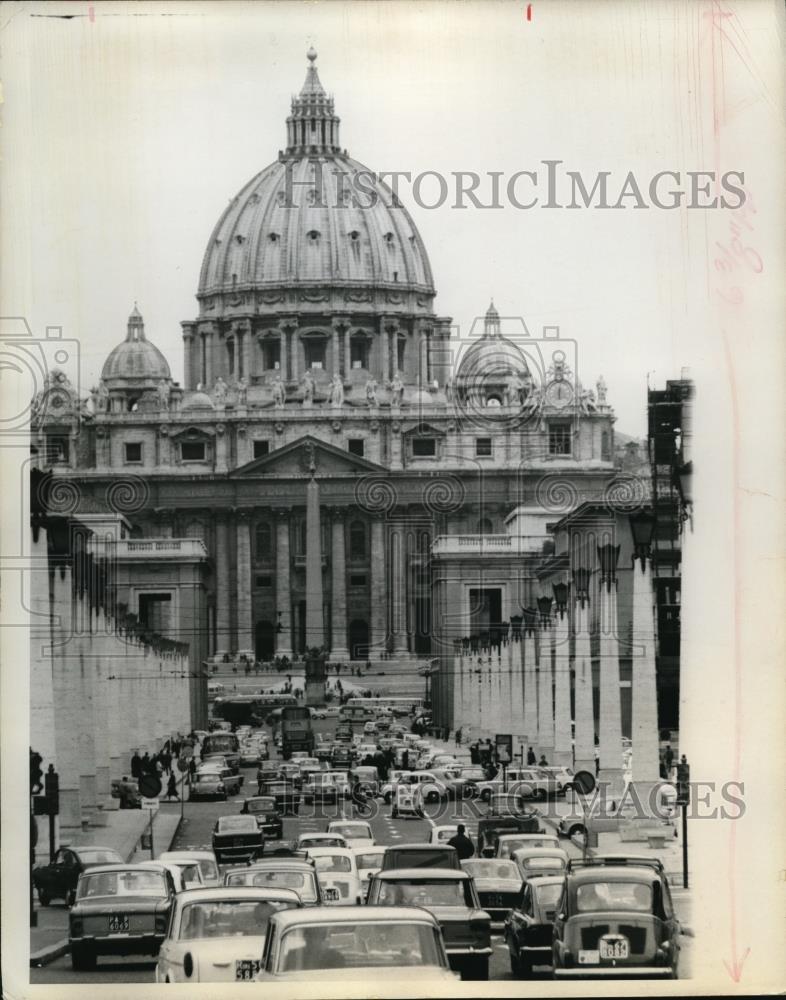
(198, 156, 434, 296)
(181, 390, 215, 410)
(101, 307, 171, 384)
(457, 336, 530, 380)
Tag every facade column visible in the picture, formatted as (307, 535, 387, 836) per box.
(369, 518, 387, 656)
(204, 331, 214, 389)
(274, 511, 293, 658)
(329, 509, 350, 659)
(332, 327, 341, 378)
(499, 642, 514, 736)
(452, 652, 465, 731)
(523, 622, 538, 759)
(537, 621, 555, 762)
(242, 327, 252, 381)
(598, 549, 624, 792)
(631, 554, 660, 784)
(235, 511, 254, 656)
(553, 604, 573, 766)
(380, 320, 391, 384)
(343, 326, 351, 382)
(92, 607, 111, 811)
(305, 477, 325, 650)
(509, 638, 526, 758)
(290, 330, 300, 384)
(215, 514, 231, 656)
(388, 526, 408, 653)
(573, 594, 596, 773)
(477, 656, 490, 740)
(278, 332, 288, 382)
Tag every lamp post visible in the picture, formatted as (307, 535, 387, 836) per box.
(597, 542, 624, 792)
(536, 596, 554, 763)
(572, 568, 595, 772)
(629, 510, 660, 788)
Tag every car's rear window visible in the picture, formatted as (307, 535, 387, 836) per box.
(78, 870, 168, 899)
(198, 859, 219, 881)
(386, 849, 454, 868)
(277, 921, 441, 972)
(376, 879, 472, 907)
(463, 860, 519, 881)
(218, 816, 258, 834)
(78, 849, 122, 865)
(179, 899, 295, 939)
(355, 851, 384, 870)
(312, 854, 352, 873)
(226, 869, 317, 903)
(576, 881, 652, 912)
(248, 798, 277, 812)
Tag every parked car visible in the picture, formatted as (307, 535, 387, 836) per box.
(240, 796, 284, 839)
(158, 851, 220, 888)
(254, 906, 459, 982)
(381, 844, 460, 871)
(224, 859, 322, 905)
(461, 858, 523, 925)
(212, 815, 265, 866)
(495, 833, 561, 858)
(504, 873, 566, 977)
(155, 886, 302, 983)
(303, 847, 363, 906)
(326, 820, 375, 848)
(552, 856, 682, 978)
(539, 766, 576, 794)
(367, 868, 492, 980)
(34, 845, 123, 907)
(68, 863, 177, 970)
(476, 768, 559, 802)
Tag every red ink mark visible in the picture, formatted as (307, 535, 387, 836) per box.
(525, 4, 532, 21)
(88, 5, 95, 21)
(715, 190, 763, 305)
(720, 329, 750, 984)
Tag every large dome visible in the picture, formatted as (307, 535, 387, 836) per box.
(197, 50, 434, 302)
(101, 306, 171, 388)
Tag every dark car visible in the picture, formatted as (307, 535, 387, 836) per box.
(552, 857, 682, 979)
(330, 746, 353, 769)
(381, 844, 460, 872)
(212, 815, 265, 865)
(504, 873, 565, 977)
(461, 858, 523, 925)
(110, 778, 142, 810)
(259, 780, 301, 816)
(68, 863, 176, 970)
(476, 814, 540, 856)
(240, 796, 284, 839)
(34, 846, 124, 907)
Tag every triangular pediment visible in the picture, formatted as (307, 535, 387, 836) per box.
(231, 434, 389, 478)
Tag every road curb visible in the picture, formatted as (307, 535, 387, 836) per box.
(30, 939, 70, 968)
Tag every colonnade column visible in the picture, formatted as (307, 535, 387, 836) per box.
(275, 510, 293, 658)
(215, 514, 231, 656)
(631, 543, 660, 785)
(537, 618, 555, 762)
(509, 637, 526, 756)
(598, 545, 624, 792)
(329, 508, 350, 659)
(522, 619, 538, 758)
(235, 511, 254, 656)
(332, 327, 341, 378)
(388, 526, 408, 653)
(573, 588, 595, 772)
(305, 476, 325, 650)
(380, 320, 391, 384)
(553, 599, 573, 766)
(369, 517, 387, 656)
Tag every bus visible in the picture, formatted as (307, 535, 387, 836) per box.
(280, 705, 314, 759)
(213, 694, 297, 727)
(201, 731, 240, 772)
(341, 697, 424, 722)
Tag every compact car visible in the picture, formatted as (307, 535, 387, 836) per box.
(240, 795, 284, 839)
(157, 851, 220, 888)
(224, 859, 322, 905)
(325, 820, 374, 848)
(461, 858, 523, 925)
(212, 815, 265, 866)
(504, 872, 566, 976)
(303, 846, 362, 905)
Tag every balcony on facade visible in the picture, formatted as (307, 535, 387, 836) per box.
(116, 538, 209, 562)
(431, 534, 552, 557)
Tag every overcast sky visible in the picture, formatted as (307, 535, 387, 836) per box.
(2, 0, 781, 435)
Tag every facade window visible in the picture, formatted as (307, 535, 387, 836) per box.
(601, 429, 611, 461)
(45, 436, 69, 464)
(349, 520, 367, 559)
(397, 337, 406, 371)
(412, 437, 436, 457)
(254, 440, 270, 459)
(255, 575, 272, 588)
(475, 437, 492, 457)
(124, 442, 142, 463)
(348, 439, 365, 457)
(184, 520, 206, 541)
(138, 593, 172, 632)
(350, 337, 368, 369)
(181, 441, 206, 462)
(548, 423, 572, 456)
(255, 522, 272, 561)
(304, 338, 326, 370)
(477, 517, 494, 535)
(226, 338, 235, 377)
(350, 574, 367, 587)
(262, 340, 281, 371)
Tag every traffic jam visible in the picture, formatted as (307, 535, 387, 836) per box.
(41, 698, 688, 983)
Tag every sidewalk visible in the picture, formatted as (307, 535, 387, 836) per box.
(30, 792, 184, 968)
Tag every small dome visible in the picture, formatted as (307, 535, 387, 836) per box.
(181, 390, 215, 411)
(456, 336, 530, 382)
(101, 306, 171, 388)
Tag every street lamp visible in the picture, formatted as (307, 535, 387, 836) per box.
(552, 582, 569, 617)
(536, 595, 553, 627)
(572, 567, 591, 607)
(596, 543, 620, 590)
(521, 606, 538, 636)
(629, 509, 657, 570)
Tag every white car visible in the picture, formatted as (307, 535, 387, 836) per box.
(495, 833, 561, 858)
(383, 771, 450, 805)
(363, 720, 378, 736)
(155, 856, 205, 890)
(429, 825, 458, 845)
(155, 886, 302, 983)
(326, 820, 375, 849)
(303, 847, 363, 906)
(296, 832, 348, 851)
(391, 781, 425, 819)
(351, 846, 385, 898)
(310, 706, 341, 720)
(157, 851, 221, 888)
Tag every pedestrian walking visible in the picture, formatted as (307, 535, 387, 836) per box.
(664, 744, 675, 777)
(160, 750, 172, 775)
(188, 756, 197, 785)
(165, 773, 179, 801)
(447, 824, 475, 860)
(130, 750, 142, 779)
(141, 752, 152, 775)
(455, 727, 462, 746)
(526, 746, 536, 765)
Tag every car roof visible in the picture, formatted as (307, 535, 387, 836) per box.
(241, 859, 315, 871)
(511, 846, 568, 859)
(174, 886, 302, 903)
(499, 833, 556, 840)
(77, 862, 169, 875)
(385, 843, 456, 851)
(270, 906, 439, 930)
(159, 851, 216, 862)
(374, 868, 469, 881)
(569, 865, 659, 884)
(303, 846, 353, 857)
(72, 846, 119, 856)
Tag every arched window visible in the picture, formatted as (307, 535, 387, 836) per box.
(184, 520, 206, 542)
(255, 522, 272, 561)
(477, 518, 493, 535)
(349, 520, 367, 559)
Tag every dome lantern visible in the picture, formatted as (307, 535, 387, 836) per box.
(285, 48, 341, 157)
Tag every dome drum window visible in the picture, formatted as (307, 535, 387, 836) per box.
(306, 230, 321, 245)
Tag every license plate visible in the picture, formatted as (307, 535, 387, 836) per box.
(323, 887, 340, 902)
(108, 914, 129, 933)
(600, 936, 629, 960)
(235, 959, 260, 980)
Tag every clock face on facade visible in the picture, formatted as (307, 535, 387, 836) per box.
(545, 379, 574, 408)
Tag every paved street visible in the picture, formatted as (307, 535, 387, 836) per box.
(31, 718, 692, 984)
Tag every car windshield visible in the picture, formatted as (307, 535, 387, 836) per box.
(576, 881, 652, 913)
(205, 735, 238, 753)
(78, 849, 122, 865)
(175, 863, 201, 883)
(198, 859, 219, 881)
(500, 838, 557, 856)
(376, 879, 472, 907)
(218, 817, 257, 834)
(330, 825, 370, 840)
(277, 921, 441, 972)
(247, 798, 276, 812)
(534, 882, 564, 909)
(196, 773, 219, 783)
(460, 768, 486, 781)
(355, 851, 384, 870)
(77, 870, 168, 899)
(463, 860, 520, 881)
(312, 854, 351, 873)
(226, 870, 318, 904)
(521, 856, 566, 871)
(179, 899, 295, 939)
